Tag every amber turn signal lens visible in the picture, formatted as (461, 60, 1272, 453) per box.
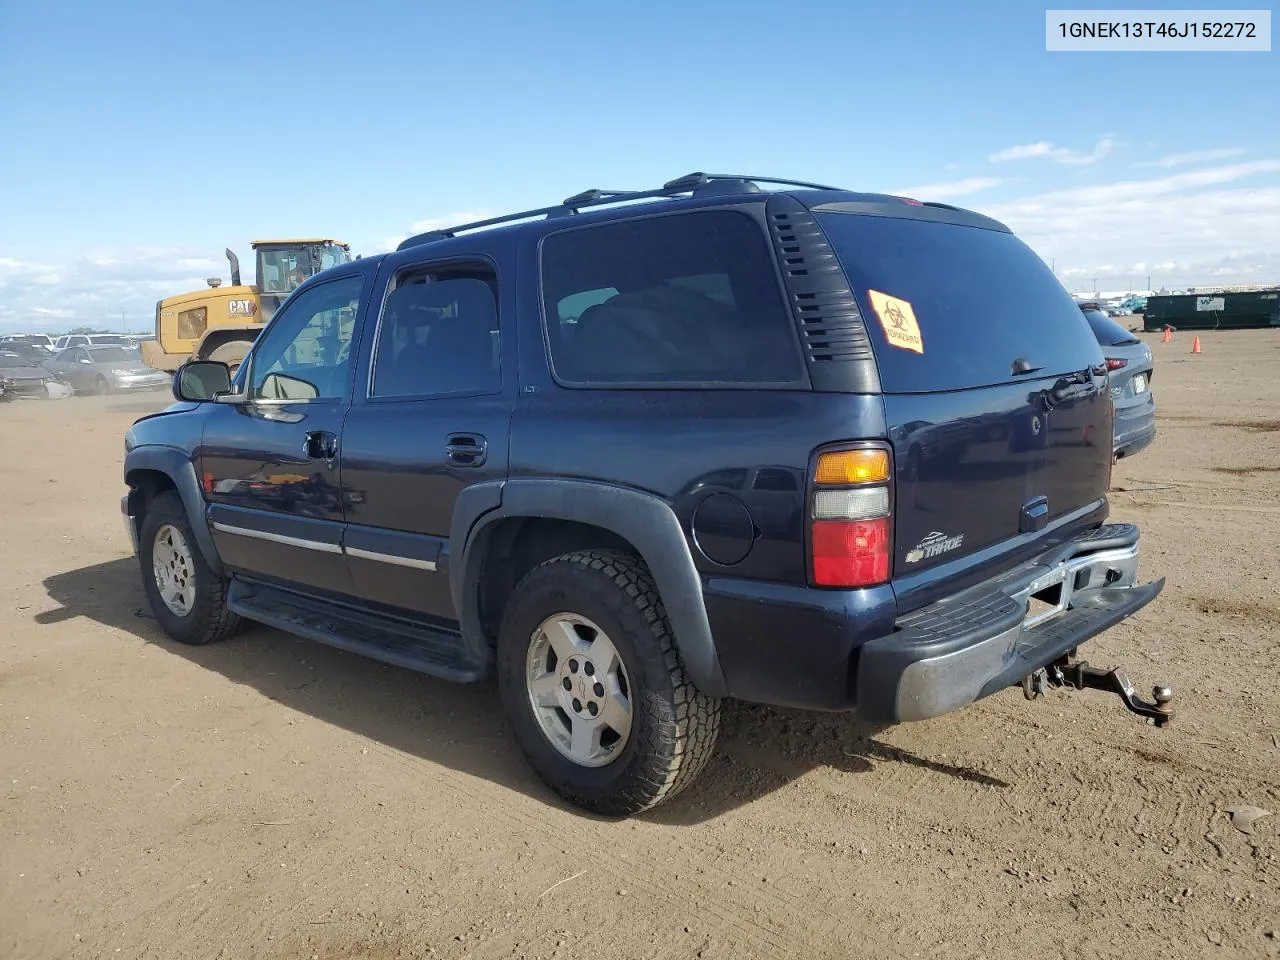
(814, 449, 890, 485)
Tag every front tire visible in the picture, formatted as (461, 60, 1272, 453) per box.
(497, 550, 721, 816)
(139, 491, 241, 645)
(94, 375, 111, 395)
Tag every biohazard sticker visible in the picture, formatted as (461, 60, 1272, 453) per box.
(867, 290, 924, 354)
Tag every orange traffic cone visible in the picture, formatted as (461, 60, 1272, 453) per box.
(1191, 336, 1202, 354)
(1161, 326, 1172, 343)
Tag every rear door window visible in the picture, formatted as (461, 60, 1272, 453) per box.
(816, 213, 1101, 393)
(540, 210, 804, 386)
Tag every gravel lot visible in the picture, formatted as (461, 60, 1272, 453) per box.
(2, 329, 1277, 960)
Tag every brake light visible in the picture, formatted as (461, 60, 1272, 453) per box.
(1105, 357, 1127, 370)
(809, 446, 892, 588)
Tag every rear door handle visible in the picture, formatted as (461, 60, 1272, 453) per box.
(304, 430, 338, 461)
(445, 433, 488, 467)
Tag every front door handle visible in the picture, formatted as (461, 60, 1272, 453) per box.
(445, 433, 488, 467)
(304, 430, 338, 461)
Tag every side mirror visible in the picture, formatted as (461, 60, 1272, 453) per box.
(174, 360, 232, 402)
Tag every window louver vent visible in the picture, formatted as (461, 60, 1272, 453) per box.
(768, 204, 872, 363)
(765, 195, 880, 393)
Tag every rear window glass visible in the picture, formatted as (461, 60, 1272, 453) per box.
(540, 210, 804, 386)
(816, 213, 1101, 393)
(1080, 308, 1140, 346)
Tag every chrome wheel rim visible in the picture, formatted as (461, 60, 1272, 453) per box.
(152, 524, 196, 617)
(525, 613, 632, 768)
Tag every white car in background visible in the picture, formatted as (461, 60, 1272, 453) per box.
(52, 333, 135, 351)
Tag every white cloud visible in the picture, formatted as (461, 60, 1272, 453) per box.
(175, 257, 221, 271)
(0, 247, 237, 333)
(891, 176, 1004, 199)
(989, 137, 1115, 166)
(1135, 147, 1247, 168)
(373, 210, 495, 254)
(978, 160, 1280, 288)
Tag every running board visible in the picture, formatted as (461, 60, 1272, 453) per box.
(226, 579, 487, 683)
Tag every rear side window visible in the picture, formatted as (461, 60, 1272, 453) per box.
(371, 275, 501, 399)
(1081, 308, 1140, 346)
(816, 214, 1101, 393)
(540, 210, 804, 386)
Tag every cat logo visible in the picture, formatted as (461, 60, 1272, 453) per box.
(1031, 415, 1042, 435)
(228, 299, 258, 318)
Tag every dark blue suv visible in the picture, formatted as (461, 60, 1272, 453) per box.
(122, 174, 1167, 815)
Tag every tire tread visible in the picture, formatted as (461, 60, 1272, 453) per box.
(500, 548, 721, 816)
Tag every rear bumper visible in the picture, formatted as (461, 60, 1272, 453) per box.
(855, 523, 1163, 723)
(1114, 397, 1156, 458)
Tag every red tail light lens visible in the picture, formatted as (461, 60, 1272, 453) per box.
(811, 517, 891, 587)
(1105, 357, 1127, 370)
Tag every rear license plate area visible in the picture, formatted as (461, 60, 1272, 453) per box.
(1132, 373, 1147, 394)
(1024, 568, 1068, 628)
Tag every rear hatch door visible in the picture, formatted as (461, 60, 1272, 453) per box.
(815, 208, 1112, 607)
(1081, 305, 1153, 406)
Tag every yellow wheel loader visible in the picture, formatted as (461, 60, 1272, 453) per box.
(142, 239, 352, 373)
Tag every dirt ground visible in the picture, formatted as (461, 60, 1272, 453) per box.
(1, 329, 1277, 960)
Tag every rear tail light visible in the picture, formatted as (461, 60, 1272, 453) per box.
(810, 448, 892, 588)
(814, 449, 891, 484)
(1105, 357, 1127, 370)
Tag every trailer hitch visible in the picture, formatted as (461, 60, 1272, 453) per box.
(1022, 656, 1174, 727)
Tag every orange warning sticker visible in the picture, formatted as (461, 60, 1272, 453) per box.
(867, 290, 924, 354)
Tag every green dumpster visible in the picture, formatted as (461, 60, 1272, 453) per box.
(1144, 289, 1280, 331)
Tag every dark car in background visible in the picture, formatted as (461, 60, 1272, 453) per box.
(0, 350, 57, 399)
(1078, 301, 1155, 459)
(0, 333, 57, 354)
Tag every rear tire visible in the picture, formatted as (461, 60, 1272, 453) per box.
(139, 491, 241, 646)
(497, 549, 721, 816)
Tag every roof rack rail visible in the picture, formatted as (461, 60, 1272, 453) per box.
(661, 172, 842, 191)
(396, 173, 845, 251)
(560, 188, 646, 206)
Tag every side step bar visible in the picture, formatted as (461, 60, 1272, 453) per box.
(227, 579, 488, 683)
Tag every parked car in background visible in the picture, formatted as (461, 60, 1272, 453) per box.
(44, 345, 170, 394)
(0, 350, 58, 399)
(0, 341, 59, 367)
(1117, 295, 1147, 314)
(0, 334, 57, 354)
(1077, 301, 1156, 459)
(53, 333, 134, 351)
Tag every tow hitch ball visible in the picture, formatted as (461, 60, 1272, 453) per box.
(1021, 657, 1174, 727)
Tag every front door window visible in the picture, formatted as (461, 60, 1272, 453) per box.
(247, 275, 364, 401)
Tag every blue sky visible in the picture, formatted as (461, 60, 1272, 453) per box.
(0, 0, 1276, 331)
